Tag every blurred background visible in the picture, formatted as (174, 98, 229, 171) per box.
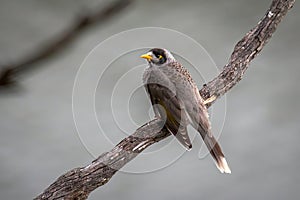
(0, 0, 299, 199)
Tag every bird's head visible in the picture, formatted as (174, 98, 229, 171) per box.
(140, 48, 175, 65)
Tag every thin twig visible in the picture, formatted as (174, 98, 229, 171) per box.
(34, 0, 295, 199)
(0, 0, 133, 87)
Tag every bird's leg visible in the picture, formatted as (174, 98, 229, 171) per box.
(203, 95, 217, 105)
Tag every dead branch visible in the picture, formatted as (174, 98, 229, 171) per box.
(34, 0, 295, 199)
(0, 0, 133, 87)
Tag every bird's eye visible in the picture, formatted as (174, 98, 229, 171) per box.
(158, 55, 163, 59)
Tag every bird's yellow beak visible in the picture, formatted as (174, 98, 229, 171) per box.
(140, 53, 153, 61)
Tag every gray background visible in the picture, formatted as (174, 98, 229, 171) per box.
(1, 0, 299, 199)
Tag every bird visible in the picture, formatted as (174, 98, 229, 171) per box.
(140, 48, 231, 173)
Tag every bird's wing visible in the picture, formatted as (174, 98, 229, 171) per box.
(145, 82, 192, 150)
(144, 65, 192, 149)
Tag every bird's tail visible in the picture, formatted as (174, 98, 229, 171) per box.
(200, 132, 231, 174)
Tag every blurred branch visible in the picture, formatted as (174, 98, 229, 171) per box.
(0, 0, 133, 87)
(35, 0, 295, 199)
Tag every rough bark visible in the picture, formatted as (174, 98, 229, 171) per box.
(35, 0, 295, 199)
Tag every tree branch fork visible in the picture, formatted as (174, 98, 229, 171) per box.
(34, 0, 295, 199)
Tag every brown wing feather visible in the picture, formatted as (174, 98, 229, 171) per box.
(145, 83, 192, 150)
